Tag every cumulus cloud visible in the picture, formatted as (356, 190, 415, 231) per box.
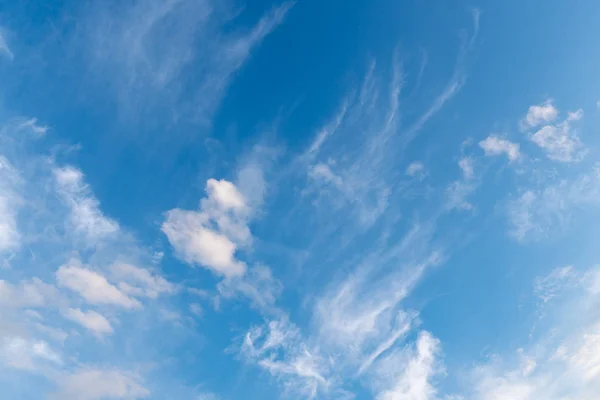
(479, 135, 521, 162)
(56, 260, 141, 309)
(521, 100, 558, 128)
(530, 120, 585, 163)
(63, 308, 113, 336)
(162, 178, 251, 277)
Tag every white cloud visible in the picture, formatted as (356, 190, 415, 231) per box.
(479, 135, 521, 162)
(162, 178, 251, 277)
(54, 166, 119, 243)
(63, 308, 113, 336)
(53, 368, 150, 399)
(406, 161, 426, 178)
(1, 336, 62, 371)
(56, 260, 141, 309)
(241, 318, 331, 399)
(373, 331, 441, 400)
(520, 101, 586, 163)
(567, 109, 584, 121)
(111, 263, 175, 299)
(313, 224, 441, 376)
(0, 156, 21, 253)
(522, 100, 558, 128)
(530, 121, 585, 163)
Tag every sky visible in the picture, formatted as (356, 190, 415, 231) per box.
(1, 0, 600, 399)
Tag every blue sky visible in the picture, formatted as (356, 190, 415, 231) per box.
(1, 0, 600, 399)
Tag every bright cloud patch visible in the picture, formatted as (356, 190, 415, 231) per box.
(63, 308, 113, 336)
(56, 261, 142, 309)
(479, 135, 521, 162)
(522, 100, 558, 128)
(162, 179, 250, 277)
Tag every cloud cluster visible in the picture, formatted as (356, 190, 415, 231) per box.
(522, 101, 585, 163)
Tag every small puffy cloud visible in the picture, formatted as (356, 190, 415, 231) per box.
(479, 135, 521, 162)
(53, 368, 150, 399)
(111, 263, 175, 299)
(522, 100, 558, 128)
(56, 260, 141, 309)
(406, 161, 425, 178)
(162, 178, 251, 278)
(162, 210, 246, 277)
(54, 166, 119, 242)
(63, 308, 113, 336)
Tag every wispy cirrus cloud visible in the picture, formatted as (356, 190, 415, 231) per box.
(507, 163, 600, 241)
(83, 0, 294, 125)
(0, 29, 14, 61)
